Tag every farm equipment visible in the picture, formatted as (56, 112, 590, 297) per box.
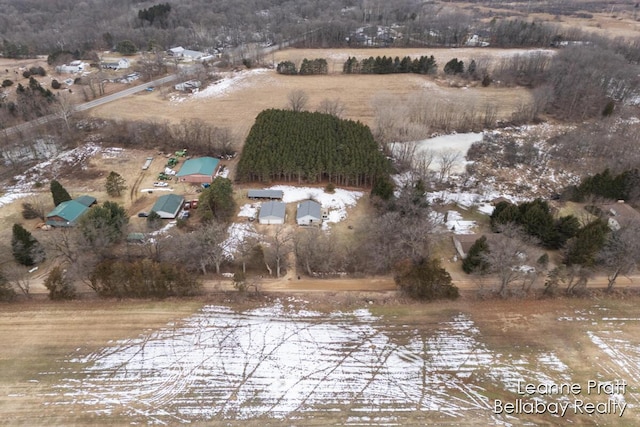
(157, 172, 172, 181)
(175, 148, 187, 157)
(166, 157, 178, 167)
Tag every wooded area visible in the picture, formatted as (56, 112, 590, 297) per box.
(1, 0, 639, 59)
(236, 109, 390, 186)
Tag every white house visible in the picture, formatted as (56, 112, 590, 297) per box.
(101, 58, 130, 70)
(296, 200, 322, 226)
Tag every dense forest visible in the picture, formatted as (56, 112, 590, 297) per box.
(236, 109, 389, 186)
(2, 0, 640, 59)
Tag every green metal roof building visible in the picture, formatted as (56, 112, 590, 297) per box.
(151, 194, 185, 219)
(46, 200, 90, 227)
(176, 157, 220, 184)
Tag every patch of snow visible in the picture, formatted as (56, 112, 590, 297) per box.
(192, 69, 273, 99)
(139, 188, 174, 192)
(223, 222, 261, 257)
(266, 185, 363, 225)
(445, 210, 476, 234)
(49, 307, 577, 424)
(237, 204, 258, 218)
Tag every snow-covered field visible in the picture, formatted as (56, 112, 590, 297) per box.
(192, 69, 276, 99)
(50, 301, 615, 425)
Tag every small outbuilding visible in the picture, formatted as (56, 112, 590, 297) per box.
(248, 189, 284, 200)
(259, 201, 286, 225)
(176, 157, 220, 184)
(296, 200, 322, 226)
(151, 194, 185, 219)
(46, 200, 90, 227)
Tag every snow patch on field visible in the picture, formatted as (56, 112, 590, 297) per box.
(1, 143, 101, 209)
(223, 223, 261, 257)
(192, 69, 274, 99)
(237, 203, 258, 218)
(50, 305, 580, 424)
(445, 210, 476, 234)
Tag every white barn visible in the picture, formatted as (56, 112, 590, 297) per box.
(296, 200, 322, 226)
(259, 201, 286, 225)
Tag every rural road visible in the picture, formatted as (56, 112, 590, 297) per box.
(2, 74, 178, 136)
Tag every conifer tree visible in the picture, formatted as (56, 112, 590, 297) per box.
(11, 223, 46, 266)
(50, 179, 71, 206)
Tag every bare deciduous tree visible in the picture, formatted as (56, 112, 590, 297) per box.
(598, 220, 640, 291)
(264, 225, 293, 278)
(482, 225, 541, 297)
(287, 89, 309, 113)
(436, 149, 461, 183)
(316, 98, 345, 118)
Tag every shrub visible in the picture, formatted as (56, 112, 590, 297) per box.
(1, 79, 12, 87)
(394, 258, 459, 301)
(90, 259, 201, 298)
(0, 271, 16, 302)
(44, 266, 76, 300)
(325, 182, 336, 193)
(51, 79, 61, 90)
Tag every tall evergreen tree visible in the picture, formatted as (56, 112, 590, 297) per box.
(11, 223, 45, 266)
(50, 179, 71, 206)
(198, 177, 236, 222)
(462, 236, 490, 274)
(105, 171, 127, 197)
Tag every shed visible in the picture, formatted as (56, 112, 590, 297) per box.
(176, 157, 220, 184)
(151, 194, 184, 219)
(296, 200, 322, 226)
(74, 195, 97, 207)
(46, 200, 89, 227)
(248, 189, 284, 200)
(259, 201, 286, 225)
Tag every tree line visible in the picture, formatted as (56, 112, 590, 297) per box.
(236, 109, 390, 186)
(343, 55, 437, 75)
(276, 58, 328, 75)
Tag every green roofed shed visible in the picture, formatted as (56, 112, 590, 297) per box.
(75, 195, 97, 207)
(46, 200, 89, 227)
(176, 157, 220, 184)
(151, 194, 184, 219)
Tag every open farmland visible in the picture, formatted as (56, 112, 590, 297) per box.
(87, 48, 536, 138)
(1, 296, 639, 426)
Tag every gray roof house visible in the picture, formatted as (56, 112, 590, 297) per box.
(151, 194, 184, 219)
(259, 201, 286, 225)
(296, 200, 322, 226)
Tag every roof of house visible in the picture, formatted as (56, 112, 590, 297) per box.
(46, 200, 89, 223)
(169, 46, 185, 54)
(259, 201, 286, 220)
(602, 202, 640, 225)
(296, 200, 322, 220)
(248, 189, 284, 199)
(151, 194, 184, 215)
(75, 195, 97, 207)
(176, 157, 220, 177)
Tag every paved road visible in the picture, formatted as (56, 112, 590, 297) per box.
(2, 74, 178, 136)
(74, 74, 177, 111)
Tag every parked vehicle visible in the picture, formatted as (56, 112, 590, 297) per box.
(138, 212, 149, 218)
(153, 182, 168, 187)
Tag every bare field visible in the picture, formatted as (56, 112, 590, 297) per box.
(1, 296, 638, 426)
(89, 48, 534, 137)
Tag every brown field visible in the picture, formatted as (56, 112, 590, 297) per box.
(0, 295, 638, 425)
(88, 47, 535, 138)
